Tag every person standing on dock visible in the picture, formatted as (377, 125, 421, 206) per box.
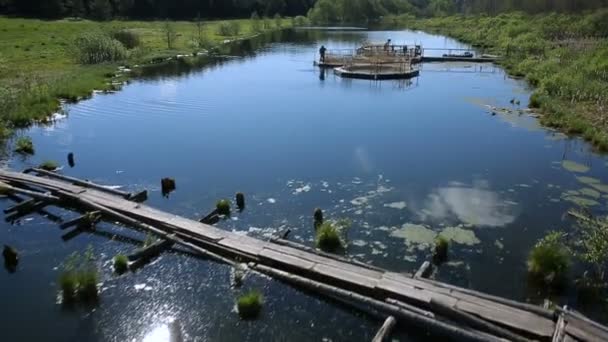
(319, 45, 327, 63)
(384, 39, 391, 52)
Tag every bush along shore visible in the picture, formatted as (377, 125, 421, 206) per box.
(384, 11, 608, 151)
(0, 16, 299, 145)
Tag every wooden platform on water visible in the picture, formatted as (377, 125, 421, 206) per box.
(334, 66, 420, 80)
(1, 168, 607, 341)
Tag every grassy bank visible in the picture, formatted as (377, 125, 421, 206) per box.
(384, 11, 608, 150)
(0, 17, 292, 142)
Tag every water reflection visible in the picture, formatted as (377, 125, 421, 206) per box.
(420, 180, 517, 227)
(142, 318, 183, 342)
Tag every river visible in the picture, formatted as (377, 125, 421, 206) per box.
(1, 29, 608, 341)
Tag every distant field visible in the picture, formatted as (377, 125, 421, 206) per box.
(0, 17, 291, 139)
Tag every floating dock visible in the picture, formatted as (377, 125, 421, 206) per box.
(1, 168, 607, 341)
(420, 56, 498, 63)
(334, 65, 420, 80)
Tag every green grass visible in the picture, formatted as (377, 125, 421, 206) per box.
(14, 136, 34, 155)
(0, 17, 292, 143)
(527, 232, 570, 285)
(216, 199, 231, 216)
(58, 247, 99, 304)
(113, 254, 129, 274)
(385, 11, 608, 151)
(237, 290, 263, 319)
(39, 160, 59, 171)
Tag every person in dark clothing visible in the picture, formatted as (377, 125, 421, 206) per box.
(319, 45, 327, 63)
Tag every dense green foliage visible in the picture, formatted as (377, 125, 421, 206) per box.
(434, 235, 449, 262)
(39, 160, 59, 171)
(0, 0, 316, 19)
(527, 232, 570, 284)
(315, 219, 350, 252)
(307, 0, 608, 24)
(14, 136, 34, 155)
(570, 212, 608, 280)
(113, 254, 129, 274)
(73, 31, 128, 64)
(216, 199, 231, 216)
(388, 12, 608, 150)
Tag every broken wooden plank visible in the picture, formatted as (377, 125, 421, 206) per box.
(128, 190, 148, 203)
(372, 316, 396, 342)
(200, 209, 220, 225)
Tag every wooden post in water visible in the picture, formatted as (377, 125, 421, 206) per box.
(67, 153, 75, 168)
(372, 316, 396, 342)
(236, 192, 245, 210)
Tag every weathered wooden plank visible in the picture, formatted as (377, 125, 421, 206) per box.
(258, 248, 316, 271)
(218, 237, 266, 257)
(29, 168, 131, 198)
(264, 243, 384, 280)
(376, 277, 435, 306)
(414, 261, 432, 279)
(566, 313, 608, 342)
(553, 313, 567, 342)
(312, 263, 379, 291)
(456, 300, 555, 338)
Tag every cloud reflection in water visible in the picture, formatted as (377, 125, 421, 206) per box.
(420, 180, 517, 227)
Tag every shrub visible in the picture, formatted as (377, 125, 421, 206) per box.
(237, 290, 263, 319)
(113, 254, 129, 274)
(217, 21, 241, 36)
(39, 160, 59, 171)
(73, 32, 127, 64)
(14, 136, 34, 155)
(216, 199, 231, 216)
(110, 29, 141, 49)
(294, 16, 309, 27)
(58, 247, 99, 304)
(274, 14, 282, 28)
(527, 232, 570, 284)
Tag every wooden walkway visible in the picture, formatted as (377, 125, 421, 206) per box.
(1, 168, 607, 341)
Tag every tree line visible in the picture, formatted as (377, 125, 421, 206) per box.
(0, 0, 316, 20)
(307, 0, 608, 24)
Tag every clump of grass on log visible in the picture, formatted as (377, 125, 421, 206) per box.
(58, 246, 99, 303)
(14, 136, 34, 155)
(315, 219, 351, 253)
(433, 235, 449, 263)
(237, 290, 263, 319)
(113, 254, 129, 274)
(216, 199, 231, 216)
(39, 160, 59, 171)
(527, 231, 570, 285)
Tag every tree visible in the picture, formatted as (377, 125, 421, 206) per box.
(251, 11, 262, 32)
(91, 0, 112, 20)
(162, 20, 178, 49)
(71, 0, 85, 17)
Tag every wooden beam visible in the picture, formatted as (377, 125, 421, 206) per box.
(385, 298, 435, 318)
(29, 168, 131, 198)
(252, 264, 504, 342)
(414, 261, 432, 279)
(5, 201, 48, 221)
(4, 198, 37, 214)
(372, 316, 396, 342)
(552, 312, 566, 342)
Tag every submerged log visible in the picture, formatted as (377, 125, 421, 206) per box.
(200, 209, 220, 225)
(5, 201, 49, 222)
(372, 316, 396, 342)
(55, 190, 236, 267)
(59, 211, 101, 230)
(128, 238, 174, 261)
(251, 264, 504, 342)
(385, 298, 435, 318)
(129, 190, 148, 203)
(28, 168, 131, 198)
(430, 298, 531, 342)
(4, 198, 37, 214)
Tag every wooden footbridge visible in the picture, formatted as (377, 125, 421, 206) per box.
(1, 168, 607, 342)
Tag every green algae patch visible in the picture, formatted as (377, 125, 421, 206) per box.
(576, 176, 601, 185)
(580, 188, 601, 199)
(589, 183, 608, 194)
(439, 226, 481, 246)
(561, 160, 590, 173)
(561, 196, 599, 207)
(390, 223, 437, 251)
